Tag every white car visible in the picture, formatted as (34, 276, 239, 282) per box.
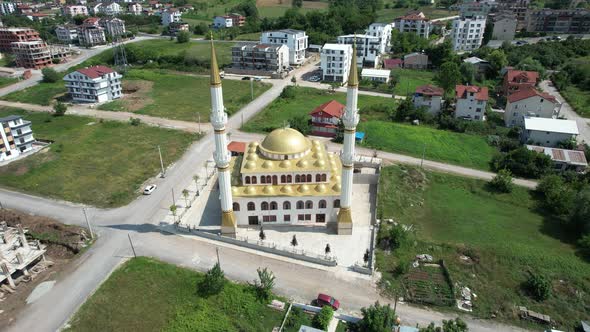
(143, 184, 157, 195)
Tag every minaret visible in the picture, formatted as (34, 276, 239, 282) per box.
(209, 37, 237, 237)
(337, 42, 359, 235)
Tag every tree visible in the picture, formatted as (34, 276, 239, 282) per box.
(182, 189, 190, 208)
(486, 49, 508, 78)
(578, 234, 590, 259)
(491, 147, 552, 178)
(516, 56, 546, 78)
(193, 174, 200, 192)
(420, 318, 468, 332)
(363, 249, 370, 264)
(459, 62, 476, 84)
(536, 174, 576, 217)
(489, 169, 513, 193)
(289, 115, 310, 135)
(525, 272, 552, 301)
(193, 23, 209, 35)
(312, 306, 334, 330)
(332, 119, 344, 143)
(291, 76, 296, 85)
(325, 243, 331, 255)
(259, 227, 266, 241)
(176, 30, 190, 43)
(169, 204, 178, 223)
(253, 267, 275, 301)
(291, 234, 298, 248)
(387, 224, 407, 250)
(435, 62, 461, 94)
(53, 102, 67, 116)
(570, 188, 590, 234)
(42, 68, 60, 83)
(393, 96, 415, 122)
(357, 301, 397, 332)
(199, 262, 225, 296)
(73, 14, 87, 25)
(292, 0, 303, 8)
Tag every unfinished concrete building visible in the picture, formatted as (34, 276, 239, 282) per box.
(0, 222, 46, 291)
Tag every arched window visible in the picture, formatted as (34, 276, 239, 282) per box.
(321, 174, 327, 182)
(287, 175, 292, 183)
(295, 175, 300, 183)
(270, 201, 278, 210)
(252, 177, 257, 184)
(296, 200, 304, 209)
(334, 199, 340, 208)
(316, 174, 321, 182)
(300, 174, 306, 183)
(266, 175, 272, 184)
(305, 200, 313, 209)
(307, 174, 312, 182)
(245, 176, 251, 184)
(261, 176, 266, 184)
(272, 175, 277, 185)
(261, 202, 269, 210)
(233, 202, 240, 211)
(283, 201, 291, 210)
(281, 175, 286, 183)
(247, 202, 255, 211)
(319, 200, 326, 209)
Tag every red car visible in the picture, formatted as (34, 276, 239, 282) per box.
(316, 293, 340, 310)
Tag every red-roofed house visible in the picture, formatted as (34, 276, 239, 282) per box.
(502, 69, 539, 96)
(310, 100, 345, 137)
(383, 58, 403, 69)
(227, 141, 246, 156)
(63, 66, 122, 103)
(455, 85, 488, 121)
(413, 84, 444, 114)
(504, 87, 561, 127)
(394, 11, 432, 38)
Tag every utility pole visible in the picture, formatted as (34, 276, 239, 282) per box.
(241, 113, 244, 128)
(128, 234, 137, 258)
(216, 247, 221, 267)
(171, 188, 176, 206)
(250, 78, 254, 100)
(197, 113, 201, 134)
(158, 145, 165, 178)
(82, 208, 94, 240)
(420, 143, 426, 169)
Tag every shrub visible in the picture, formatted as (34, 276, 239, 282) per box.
(491, 146, 552, 178)
(578, 234, 590, 259)
(42, 68, 60, 83)
(489, 169, 513, 193)
(129, 117, 141, 126)
(289, 115, 310, 135)
(252, 267, 275, 302)
(280, 85, 297, 99)
(388, 224, 407, 250)
(525, 272, 552, 301)
(536, 175, 576, 217)
(285, 307, 306, 328)
(176, 30, 190, 43)
(393, 257, 410, 276)
(53, 102, 67, 116)
(198, 262, 225, 296)
(358, 301, 396, 332)
(312, 305, 333, 330)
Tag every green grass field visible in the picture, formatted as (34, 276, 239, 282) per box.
(1, 80, 66, 106)
(392, 69, 437, 96)
(0, 108, 195, 207)
(0, 77, 18, 88)
(65, 257, 286, 332)
(376, 165, 590, 330)
(358, 121, 496, 170)
(376, 6, 458, 22)
(561, 85, 590, 117)
(241, 86, 395, 132)
(98, 69, 270, 121)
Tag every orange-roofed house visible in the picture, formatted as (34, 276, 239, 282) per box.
(504, 87, 561, 127)
(394, 11, 432, 38)
(413, 84, 444, 115)
(310, 100, 345, 137)
(455, 85, 488, 121)
(502, 69, 539, 96)
(227, 141, 247, 156)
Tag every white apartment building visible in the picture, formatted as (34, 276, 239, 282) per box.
(522, 117, 579, 147)
(55, 25, 78, 44)
(337, 34, 379, 68)
(367, 23, 392, 50)
(78, 25, 106, 46)
(213, 15, 233, 28)
(127, 3, 142, 15)
(394, 12, 432, 39)
(101, 2, 121, 16)
(491, 12, 517, 41)
(504, 87, 561, 127)
(455, 84, 488, 121)
(451, 16, 486, 52)
(260, 29, 308, 65)
(413, 84, 444, 115)
(161, 9, 181, 26)
(231, 43, 289, 73)
(321, 43, 352, 83)
(0, 115, 34, 162)
(64, 66, 122, 103)
(63, 5, 88, 16)
(101, 18, 126, 37)
(0, 2, 16, 15)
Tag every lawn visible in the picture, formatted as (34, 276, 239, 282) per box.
(241, 86, 396, 133)
(392, 69, 437, 96)
(358, 121, 496, 170)
(0, 77, 18, 88)
(0, 108, 195, 207)
(1, 80, 66, 106)
(376, 165, 590, 330)
(65, 257, 286, 332)
(561, 85, 590, 118)
(98, 69, 270, 121)
(376, 6, 458, 22)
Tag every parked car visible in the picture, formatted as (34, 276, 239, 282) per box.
(241, 76, 251, 80)
(253, 76, 262, 81)
(143, 184, 157, 195)
(515, 40, 528, 45)
(315, 293, 340, 310)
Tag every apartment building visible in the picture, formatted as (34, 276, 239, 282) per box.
(504, 87, 561, 127)
(101, 2, 121, 16)
(101, 18, 126, 37)
(231, 43, 289, 73)
(260, 29, 308, 65)
(491, 12, 517, 41)
(525, 8, 590, 34)
(0, 27, 41, 53)
(456, 0, 497, 18)
(455, 84, 488, 121)
(321, 43, 352, 83)
(394, 11, 432, 39)
(497, 0, 530, 29)
(0, 2, 16, 15)
(78, 25, 106, 47)
(337, 23, 391, 67)
(62, 5, 88, 16)
(12, 40, 51, 69)
(213, 13, 245, 28)
(161, 8, 181, 26)
(451, 16, 486, 52)
(413, 84, 444, 115)
(127, 3, 142, 15)
(64, 65, 122, 103)
(0, 115, 35, 162)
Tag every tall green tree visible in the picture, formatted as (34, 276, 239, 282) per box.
(486, 49, 508, 77)
(459, 62, 476, 84)
(435, 62, 462, 94)
(357, 301, 397, 332)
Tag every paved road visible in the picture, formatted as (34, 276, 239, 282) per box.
(539, 80, 590, 145)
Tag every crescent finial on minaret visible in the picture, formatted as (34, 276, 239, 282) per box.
(210, 33, 222, 87)
(348, 34, 358, 87)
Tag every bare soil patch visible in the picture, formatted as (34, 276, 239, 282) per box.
(117, 80, 154, 112)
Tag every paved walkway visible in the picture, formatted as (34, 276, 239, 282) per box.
(539, 80, 590, 144)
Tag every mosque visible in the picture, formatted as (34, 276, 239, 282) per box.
(208, 40, 360, 237)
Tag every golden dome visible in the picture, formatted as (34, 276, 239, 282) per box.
(281, 185, 293, 194)
(279, 160, 291, 168)
(231, 186, 239, 194)
(262, 160, 273, 169)
(313, 140, 321, 146)
(248, 142, 257, 148)
(246, 153, 258, 161)
(263, 186, 275, 194)
(332, 183, 341, 192)
(298, 184, 310, 193)
(297, 159, 308, 168)
(315, 184, 327, 193)
(259, 128, 311, 155)
(314, 159, 326, 167)
(245, 186, 256, 195)
(245, 161, 256, 169)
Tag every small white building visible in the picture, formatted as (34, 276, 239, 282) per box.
(161, 9, 181, 26)
(413, 84, 444, 115)
(361, 68, 390, 83)
(62, 5, 88, 16)
(451, 16, 486, 52)
(504, 87, 561, 127)
(0, 115, 35, 162)
(491, 12, 517, 41)
(394, 11, 432, 39)
(127, 3, 142, 15)
(213, 15, 233, 28)
(260, 29, 308, 65)
(527, 145, 588, 173)
(522, 117, 579, 147)
(55, 25, 78, 44)
(321, 43, 352, 83)
(64, 65, 122, 103)
(455, 84, 488, 121)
